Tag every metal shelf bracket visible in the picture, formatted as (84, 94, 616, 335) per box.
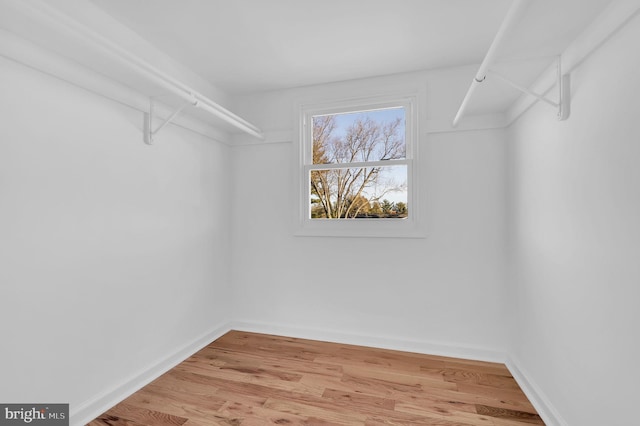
(143, 97, 196, 144)
(489, 57, 570, 121)
(451, 0, 571, 126)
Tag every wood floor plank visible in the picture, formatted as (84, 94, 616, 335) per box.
(475, 405, 544, 425)
(437, 409, 499, 426)
(314, 350, 434, 374)
(435, 368, 522, 390)
(340, 371, 458, 397)
(180, 416, 241, 426)
(146, 373, 221, 398)
(442, 360, 512, 377)
(173, 363, 327, 397)
(216, 400, 309, 425)
(263, 397, 368, 425)
(393, 396, 477, 417)
(91, 331, 544, 425)
(365, 412, 472, 426)
(322, 388, 396, 412)
(402, 386, 539, 416)
(121, 387, 226, 424)
(87, 414, 151, 426)
(456, 382, 532, 403)
(341, 364, 457, 390)
(89, 402, 188, 426)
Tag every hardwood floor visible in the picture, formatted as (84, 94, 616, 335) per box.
(89, 331, 544, 425)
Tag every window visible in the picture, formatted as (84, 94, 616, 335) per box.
(296, 95, 423, 237)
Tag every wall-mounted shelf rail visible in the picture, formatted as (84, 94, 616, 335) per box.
(452, 0, 571, 127)
(10, 0, 264, 142)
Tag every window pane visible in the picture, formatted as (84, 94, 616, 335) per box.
(310, 165, 408, 219)
(312, 107, 405, 164)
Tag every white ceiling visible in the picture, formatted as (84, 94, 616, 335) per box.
(88, 0, 614, 96)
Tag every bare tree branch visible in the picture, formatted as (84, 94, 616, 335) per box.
(310, 112, 406, 218)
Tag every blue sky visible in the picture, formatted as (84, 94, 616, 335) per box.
(332, 107, 405, 146)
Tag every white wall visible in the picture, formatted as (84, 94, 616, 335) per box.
(0, 56, 232, 419)
(507, 12, 640, 426)
(230, 70, 509, 359)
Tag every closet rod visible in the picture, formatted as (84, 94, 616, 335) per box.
(17, 0, 264, 139)
(452, 0, 531, 127)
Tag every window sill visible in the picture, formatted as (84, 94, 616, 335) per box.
(294, 219, 426, 238)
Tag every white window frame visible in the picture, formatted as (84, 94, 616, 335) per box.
(295, 93, 424, 238)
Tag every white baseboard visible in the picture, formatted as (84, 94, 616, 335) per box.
(506, 357, 569, 426)
(230, 320, 507, 364)
(70, 321, 233, 426)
